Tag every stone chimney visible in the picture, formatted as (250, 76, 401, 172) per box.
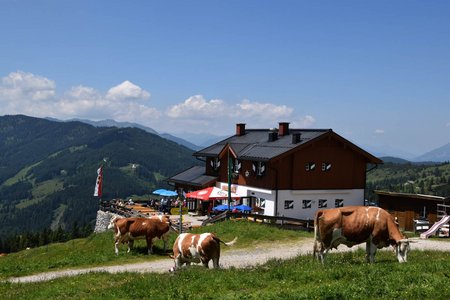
(236, 123, 246, 136)
(279, 122, 290, 136)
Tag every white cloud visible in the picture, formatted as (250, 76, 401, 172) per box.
(292, 115, 316, 128)
(375, 129, 385, 134)
(446, 122, 450, 127)
(235, 99, 293, 119)
(0, 71, 56, 102)
(167, 95, 227, 119)
(0, 70, 313, 136)
(0, 71, 159, 124)
(106, 80, 150, 101)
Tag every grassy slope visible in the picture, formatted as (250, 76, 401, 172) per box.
(1, 220, 450, 299)
(0, 220, 310, 279)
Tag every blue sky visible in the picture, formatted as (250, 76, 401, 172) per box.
(1, 1, 449, 158)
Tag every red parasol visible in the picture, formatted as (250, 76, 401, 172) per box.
(185, 186, 240, 201)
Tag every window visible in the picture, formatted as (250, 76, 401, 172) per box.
(252, 161, 266, 176)
(302, 200, 312, 209)
(318, 199, 327, 208)
(233, 159, 241, 173)
(284, 200, 294, 209)
(210, 158, 220, 170)
(305, 162, 316, 171)
(335, 199, 344, 208)
(322, 162, 332, 171)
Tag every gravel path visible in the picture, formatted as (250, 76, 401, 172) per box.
(6, 237, 450, 283)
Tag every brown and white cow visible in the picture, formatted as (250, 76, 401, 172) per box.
(108, 216, 172, 255)
(313, 206, 410, 263)
(169, 233, 237, 272)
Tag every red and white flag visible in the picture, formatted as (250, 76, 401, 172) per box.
(94, 166, 103, 197)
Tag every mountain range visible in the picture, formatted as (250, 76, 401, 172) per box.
(71, 118, 450, 163)
(0, 115, 199, 239)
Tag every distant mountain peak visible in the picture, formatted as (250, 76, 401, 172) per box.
(414, 142, 450, 162)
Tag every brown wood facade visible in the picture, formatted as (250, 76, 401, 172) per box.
(375, 191, 448, 231)
(204, 131, 376, 192)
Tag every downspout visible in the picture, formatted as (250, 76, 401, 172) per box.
(270, 164, 279, 216)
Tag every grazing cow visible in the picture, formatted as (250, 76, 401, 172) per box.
(108, 216, 172, 255)
(313, 206, 410, 263)
(169, 233, 237, 272)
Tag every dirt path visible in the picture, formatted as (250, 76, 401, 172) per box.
(6, 237, 450, 283)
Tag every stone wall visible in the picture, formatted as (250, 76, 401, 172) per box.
(94, 210, 121, 233)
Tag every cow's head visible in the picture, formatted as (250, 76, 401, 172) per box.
(396, 239, 410, 263)
(107, 216, 119, 230)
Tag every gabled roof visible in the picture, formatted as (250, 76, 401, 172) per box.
(194, 129, 329, 161)
(194, 128, 382, 164)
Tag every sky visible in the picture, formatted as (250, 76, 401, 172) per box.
(1, 1, 449, 158)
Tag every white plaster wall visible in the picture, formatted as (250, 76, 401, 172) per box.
(217, 182, 364, 220)
(276, 189, 365, 220)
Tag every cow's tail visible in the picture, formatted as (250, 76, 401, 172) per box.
(215, 236, 238, 247)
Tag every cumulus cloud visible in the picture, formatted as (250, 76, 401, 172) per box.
(0, 71, 159, 123)
(167, 95, 227, 119)
(235, 99, 293, 119)
(0, 70, 314, 136)
(0, 71, 56, 102)
(165, 96, 307, 134)
(105, 80, 150, 101)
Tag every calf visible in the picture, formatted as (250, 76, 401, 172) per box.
(108, 216, 172, 255)
(313, 206, 410, 263)
(169, 233, 237, 272)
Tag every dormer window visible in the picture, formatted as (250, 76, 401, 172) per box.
(252, 161, 266, 176)
(210, 158, 221, 171)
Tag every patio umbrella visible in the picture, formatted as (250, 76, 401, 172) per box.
(212, 204, 232, 212)
(233, 204, 252, 212)
(185, 187, 240, 201)
(153, 189, 178, 197)
(153, 189, 166, 195)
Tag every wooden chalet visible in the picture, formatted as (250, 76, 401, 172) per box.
(168, 122, 382, 219)
(375, 190, 450, 231)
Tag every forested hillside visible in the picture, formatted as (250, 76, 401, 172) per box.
(366, 161, 450, 202)
(0, 115, 199, 247)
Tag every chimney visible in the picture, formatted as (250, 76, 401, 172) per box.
(279, 122, 290, 136)
(292, 132, 302, 144)
(236, 123, 246, 136)
(268, 131, 278, 142)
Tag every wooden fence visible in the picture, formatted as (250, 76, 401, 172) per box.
(100, 201, 314, 232)
(203, 211, 314, 231)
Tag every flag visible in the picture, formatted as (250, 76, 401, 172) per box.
(94, 166, 103, 198)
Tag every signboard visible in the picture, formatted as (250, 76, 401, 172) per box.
(171, 207, 189, 215)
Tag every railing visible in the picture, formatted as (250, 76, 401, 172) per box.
(437, 204, 450, 219)
(203, 211, 314, 231)
(100, 201, 314, 232)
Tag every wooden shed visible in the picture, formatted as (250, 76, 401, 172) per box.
(375, 190, 448, 231)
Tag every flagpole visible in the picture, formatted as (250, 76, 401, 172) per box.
(227, 148, 232, 212)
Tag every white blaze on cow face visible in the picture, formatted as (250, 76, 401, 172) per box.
(396, 240, 410, 263)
